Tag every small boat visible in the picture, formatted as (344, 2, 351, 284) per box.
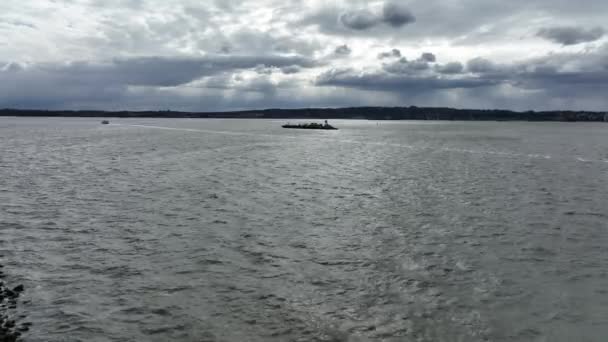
(282, 120, 338, 130)
(101, 120, 110, 124)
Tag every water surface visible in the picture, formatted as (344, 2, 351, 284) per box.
(1, 118, 607, 341)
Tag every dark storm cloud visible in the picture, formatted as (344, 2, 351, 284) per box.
(537, 26, 605, 45)
(316, 46, 608, 104)
(0, 54, 318, 109)
(315, 63, 608, 108)
(0, 63, 369, 112)
(339, 9, 379, 30)
(382, 2, 416, 27)
(316, 68, 497, 92)
(514, 69, 608, 89)
(507, 48, 608, 89)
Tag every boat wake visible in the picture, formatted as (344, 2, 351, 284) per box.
(114, 124, 608, 165)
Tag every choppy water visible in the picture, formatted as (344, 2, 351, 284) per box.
(1, 118, 608, 342)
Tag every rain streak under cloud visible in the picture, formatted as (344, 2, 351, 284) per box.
(1, 0, 607, 111)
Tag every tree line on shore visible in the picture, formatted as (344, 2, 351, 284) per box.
(1, 107, 607, 122)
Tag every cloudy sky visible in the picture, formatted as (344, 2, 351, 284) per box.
(1, 0, 607, 111)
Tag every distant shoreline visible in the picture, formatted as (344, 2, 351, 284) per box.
(1, 107, 607, 122)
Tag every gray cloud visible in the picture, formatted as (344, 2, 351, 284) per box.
(382, 2, 416, 27)
(0, 54, 318, 109)
(381, 52, 439, 74)
(199, 75, 294, 95)
(340, 9, 379, 30)
(280, 65, 301, 74)
(1, 62, 24, 72)
(436, 62, 464, 74)
(220, 30, 321, 56)
(419, 53, 436, 62)
(232, 75, 279, 94)
(537, 26, 605, 45)
(507, 49, 608, 90)
(0, 65, 381, 112)
(378, 49, 402, 59)
(3, 0, 608, 112)
(254, 65, 274, 75)
(315, 64, 608, 111)
(0, 18, 37, 29)
(316, 46, 608, 110)
(515, 69, 608, 89)
(334, 44, 352, 55)
(467, 57, 497, 73)
(98, 55, 317, 86)
(383, 58, 431, 74)
(316, 68, 497, 92)
(297, 0, 607, 42)
(314, 1, 416, 33)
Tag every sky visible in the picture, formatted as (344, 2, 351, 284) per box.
(1, 0, 607, 112)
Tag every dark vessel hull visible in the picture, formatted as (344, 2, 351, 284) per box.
(282, 124, 338, 130)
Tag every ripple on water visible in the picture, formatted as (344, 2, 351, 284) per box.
(2, 119, 608, 342)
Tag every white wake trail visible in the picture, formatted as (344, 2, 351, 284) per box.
(114, 124, 607, 165)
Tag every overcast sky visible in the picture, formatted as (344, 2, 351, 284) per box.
(1, 0, 607, 111)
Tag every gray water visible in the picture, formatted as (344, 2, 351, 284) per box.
(1, 118, 607, 342)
